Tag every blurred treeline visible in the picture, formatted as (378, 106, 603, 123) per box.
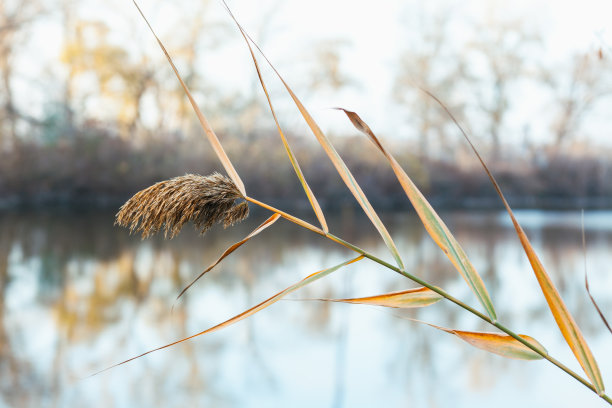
(1, 0, 612, 209)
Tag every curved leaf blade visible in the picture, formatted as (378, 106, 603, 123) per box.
(133, 1, 245, 195)
(448, 330, 547, 361)
(409, 319, 547, 361)
(582, 214, 612, 335)
(585, 268, 612, 335)
(220, 4, 403, 270)
(176, 213, 281, 300)
(229, 14, 328, 233)
(424, 89, 604, 393)
(337, 108, 496, 322)
(518, 225, 605, 392)
(281, 87, 404, 268)
(316, 287, 442, 308)
(92, 255, 364, 376)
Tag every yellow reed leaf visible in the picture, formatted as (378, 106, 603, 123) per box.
(220, 2, 404, 270)
(133, 1, 245, 195)
(93, 256, 364, 376)
(423, 88, 604, 393)
(408, 318, 547, 361)
(337, 108, 496, 322)
(232, 22, 328, 233)
(318, 287, 442, 308)
(176, 213, 281, 300)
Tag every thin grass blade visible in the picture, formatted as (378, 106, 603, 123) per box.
(405, 318, 547, 360)
(133, 1, 245, 195)
(314, 287, 442, 308)
(245, 196, 324, 235)
(92, 255, 364, 376)
(585, 267, 612, 336)
(337, 108, 496, 321)
(584, 270, 612, 333)
(220, 3, 403, 269)
(582, 212, 612, 335)
(425, 89, 605, 394)
(230, 17, 327, 233)
(176, 213, 281, 300)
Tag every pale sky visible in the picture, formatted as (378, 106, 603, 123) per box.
(17, 0, 612, 146)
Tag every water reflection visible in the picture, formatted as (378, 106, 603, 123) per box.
(0, 208, 610, 407)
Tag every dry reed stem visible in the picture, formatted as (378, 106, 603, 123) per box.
(116, 173, 248, 238)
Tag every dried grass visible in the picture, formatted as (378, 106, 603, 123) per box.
(115, 173, 248, 238)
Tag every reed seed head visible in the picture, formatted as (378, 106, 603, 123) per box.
(116, 173, 249, 238)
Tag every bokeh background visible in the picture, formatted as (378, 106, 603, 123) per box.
(0, 0, 611, 407)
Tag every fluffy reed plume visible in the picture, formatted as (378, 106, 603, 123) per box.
(116, 173, 249, 238)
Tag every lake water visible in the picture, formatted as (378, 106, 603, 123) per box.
(0, 207, 610, 407)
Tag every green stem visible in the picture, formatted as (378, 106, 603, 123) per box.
(245, 196, 324, 234)
(327, 233, 611, 404)
(245, 195, 612, 405)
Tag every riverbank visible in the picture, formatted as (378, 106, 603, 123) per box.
(2, 131, 610, 211)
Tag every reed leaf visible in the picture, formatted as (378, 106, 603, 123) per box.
(228, 13, 328, 233)
(133, 1, 245, 195)
(176, 213, 281, 300)
(424, 89, 605, 394)
(585, 269, 612, 336)
(313, 287, 442, 308)
(337, 108, 497, 321)
(582, 213, 612, 335)
(445, 329, 547, 361)
(407, 318, 547, 361)
(221, 3, 403, 270)
(93, 255, 364, 375)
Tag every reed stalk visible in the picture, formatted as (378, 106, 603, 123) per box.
(247, 195, 612, 405)
(113, 178, 611, 403)
(118, 3, 610, 404)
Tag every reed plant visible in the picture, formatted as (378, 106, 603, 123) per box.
(101, 1, 611, 404)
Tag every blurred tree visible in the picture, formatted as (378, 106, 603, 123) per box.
(468, 16, 542, 160)
(61, 20, 156, 139)
(223, 0, 284, 139)
(308, 39, 353, 92)
(543, 50, 612, 151)
(59, 0, 76, 139)
(393, 10, 467, 161)
(154, 0, 230, 139)
(0, 0, 44, 149)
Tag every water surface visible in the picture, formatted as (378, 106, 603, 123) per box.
(0, 208, 610, 407)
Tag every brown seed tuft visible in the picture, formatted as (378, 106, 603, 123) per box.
(223, 201, 249, 228)
(116, 173, 249, 238)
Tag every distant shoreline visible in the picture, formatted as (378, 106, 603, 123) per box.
(1, 194, 610, 212)
(2, 135, 611, 213)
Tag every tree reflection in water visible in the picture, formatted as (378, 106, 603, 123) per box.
(0, 208, 610, 407)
